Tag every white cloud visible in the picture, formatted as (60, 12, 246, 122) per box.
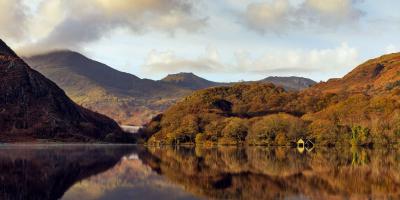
(301, 0, 364, 27)
(3, 0, 207, 53)
(242, 0, 364, 34)
(235, 43, 359, 73)
(0, 0, 28, 40)
(142, 47, 224, 75)
(244, 0, 292, 34)
(141, 43, 360, 78)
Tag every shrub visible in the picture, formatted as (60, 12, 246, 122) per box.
(350, 125, 371, 146)
(221, 118, 249, 143)
(247, 113, 305, 145)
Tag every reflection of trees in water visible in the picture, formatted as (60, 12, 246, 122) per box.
(0, 145, 135, 200)
(141, 146, 400, 200)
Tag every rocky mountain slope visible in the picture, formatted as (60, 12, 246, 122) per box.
(26, 50, 315, 125)
(0, 39, 132, 143)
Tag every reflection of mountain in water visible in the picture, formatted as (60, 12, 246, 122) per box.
(141, 147, 400, 200)
(0, 145, 134, 200)
(62, 153, 200, 200)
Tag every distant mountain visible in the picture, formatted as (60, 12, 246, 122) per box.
(25, 50, 191, 125)
(260, 76, 316, 91)
(161, 73, 315, 91)
(160, 72, 224, 90)
(0, 40, 132, 143)
(26, 50, 316, 125)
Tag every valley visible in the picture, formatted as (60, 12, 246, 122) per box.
(25, 51, 315, 125)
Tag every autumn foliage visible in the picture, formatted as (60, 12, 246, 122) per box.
(143, 53, 400, 146)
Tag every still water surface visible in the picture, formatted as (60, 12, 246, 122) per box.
(0, 144, 399, 200)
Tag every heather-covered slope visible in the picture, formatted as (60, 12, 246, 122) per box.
(142, 52, 400, 146)
(0, 40, 132, 143)
(310, 53, 400, 94)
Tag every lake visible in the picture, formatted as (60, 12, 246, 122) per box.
(0, 145, 399, 200)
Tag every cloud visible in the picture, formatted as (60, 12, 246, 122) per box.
(300, 0, 364, 27)
(8, 0, 207, 53)
(236, 43, 359, 73)
(244, 0, 293, 34)
(0, 0, 28, 40)
(242, 0, 364, 34)
(142, 47, 224, 74)
(141, 43, 360, 78)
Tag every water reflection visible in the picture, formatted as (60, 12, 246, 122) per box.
(62, 149, 200, 200)
(0, 145, 135, 200)
(141, 146, 400, 200)
(1, 145, 400, 200)
(0, 144, 200, 200)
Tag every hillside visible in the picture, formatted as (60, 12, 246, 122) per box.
(26, 51, 315, 125)
(0, 40, 133, 143)
(142, 52, 400, 146)
(310, 53, 400, 94)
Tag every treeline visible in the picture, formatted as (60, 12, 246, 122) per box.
(139, 81, 400, 146)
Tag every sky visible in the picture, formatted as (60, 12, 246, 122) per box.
(1, 0, 400, 82)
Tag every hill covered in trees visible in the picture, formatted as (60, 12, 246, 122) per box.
(142, 52, 400, 146)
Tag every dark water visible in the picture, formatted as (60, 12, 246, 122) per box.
(0, 145, 399, 200)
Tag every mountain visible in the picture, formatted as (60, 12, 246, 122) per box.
(142, 52, 400, 146)
(25, 50, 191, 125)
(160, 73, 315, 91)
(0, 39, 132, 143)
(160, 72, 224, 90)
(26, 51, 315, 125)
(260, 76, 316, 91)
